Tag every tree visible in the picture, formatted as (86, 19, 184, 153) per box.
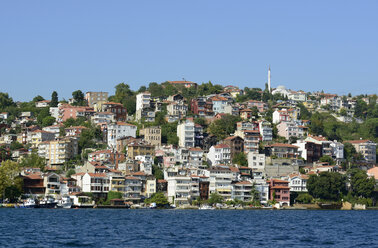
(208, 192, 223, 205)
(42, 116, 56, 127)
(109, 83, 136, 115)
(10, 142, 24, 151)
(208, 114, 241, 141)
(232, 152, 248, 166)
(105, 191, 123, 205)
(344, 142, 357, 162)
(66, 169, 76, 178)
(144, 192, 169, 207)
(37, 107, 51, 125)
(0, 92, 15, 110)
(295, 193, 313, 204)
(0, 160, 23, 202)
(148, 82, 165, 97)
(51, 91, 58, 107)
(307, 172, 346, 201)
(348, 169, 375, 199)
(250, 184, 260, 203)
(298, 103, 312, 120)
(72, 90, 86, 106)
(152, 164, 164, 180)
(319, 155, 335, 165)
(19, 152, 46, 171)
(32, 95, 45, 102)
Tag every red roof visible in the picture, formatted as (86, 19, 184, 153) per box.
(235, 181, 252, 185)
(270, 143, 299, 148)
(345, 140, 372, 144)
(214, 144, 230, 149)
(88, 173, 108, 178)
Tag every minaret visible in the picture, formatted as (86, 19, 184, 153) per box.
(268, 65, 271, 93)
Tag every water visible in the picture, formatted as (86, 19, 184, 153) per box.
(0, 209, 377, 247)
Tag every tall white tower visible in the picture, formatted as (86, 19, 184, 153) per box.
(268, 65, 271, 93)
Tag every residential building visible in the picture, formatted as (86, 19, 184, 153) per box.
(167, 94, 188, 122)
(44, 173, 61, 195)
(102, 102, 127, 122)
(265, 143, 300, 159)
(269, 179, 290, 206)
(168, 80, 197, 88)
(38, 138, 78, 167)
(243, 130, 260, 153)
(232, 181, 253, 202)
(288, 90, 307, 102)
(36, 100, 50, 108)
(59, 105, 95, 122)
(124, 176, 143, 203)
(85, 91, 108, 110)
(188, 147, 204, 168)
(82, 173, 110, 199)
(259, 120, 273, 141)
(127, 140, 155, 159)
(248, 152, 266, 171)
(246, 100, 268, 113)
(65, 126, 87, 137)
(288, 173, 309, 192)
(277, 121, 308, 140)
(177, 119, 195, 148)
(208, 166, 233, 200)
(91, 112, 115, 125)
(222, 136, 244, 159)
(190, 97, 213, 117)
(30, 130, 55, 148)
(42, 124, 63, 138)
(206, 144, 231, 166)
(139, 126, 161, 147)
(345, 140, 377, 163)
(107, 122, 137, 148)
(210, 95, 229, 114)
(167, 176, 192, 206)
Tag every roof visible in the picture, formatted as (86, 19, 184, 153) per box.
(224, 136, 242, 141)
(235, 181, 252, 185)
(157, 179, 167, 183)
(367, 167, 378, 180)
(23, 173, 42, 180)
(210, 96, 228, 101)
(132, 171, 146, 176)
(213, 144, 230, 149)
(270, 143, 299, 148)
(125, 176, 140, 180)
(88, 173, 108, 178)
(345, 140, 373, 144)
(71, 172, 85, 177)
(168, 80, 197, 85)
(116, 122, 136, 127)
(189, 147, 203, 151)
(229, 167, 240, 172)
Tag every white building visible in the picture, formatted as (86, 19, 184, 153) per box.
(288, 90, 307, 102)
(277, 121, 307, 140)
(208, 166, 233, 200)
(188, 147, 204, 168)
(206, 144, 231, 166)
(248, 152, 266, 171)
(177, 119, 195, 148)
(272, 85, 290, 97)
(42, 124, 62, 138)
(289, 173, 309, 192)
(91, 112, 115, 125)
(107, 122, 137, 148)
(167, 176, 192, 206)
(136, 92, 151, 111)
(232, 181, 253, 202)
(82, 173, 110, 197)
(135, 155, 153, 175)
(38, 138, 78, 166)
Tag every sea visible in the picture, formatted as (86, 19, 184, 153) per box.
(0, 209, 377, 247)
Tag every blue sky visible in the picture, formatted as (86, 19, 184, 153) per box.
(0, 1, 377, 101)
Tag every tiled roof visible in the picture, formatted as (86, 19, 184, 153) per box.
(270, 143, 299, 148)
(214, 144, 230, 149)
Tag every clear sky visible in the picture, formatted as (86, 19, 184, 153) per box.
(0, 1, 377, 101)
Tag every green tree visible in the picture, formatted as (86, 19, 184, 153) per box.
(295, 193, 313, 204)
(208, 192, 223, 205)
(10, 141, 24, 151)
(0, 160, 23, 201)
(298, 103, 312, 120)
(319, 155, 335, 165)
(307, 172, 346, 201)
(208, 114, 241, 141)
(37, 107, 51, 125)
(148, 82, 165, 97)
(232, 152, 248, 166)
(144, 192, 169, 207)
(72, 90, 86, 106)
(19, 152, 46, 171)
(152, 164, 164, 180)
(0, 92, 15, 110)
(105, 191, 123, 205)
(348, 169, 375, 199)
(33, 95, 45, 102)
(42, 116, 56, 127)
(50, 91, 58, 107)
(66, 169, 76, 178)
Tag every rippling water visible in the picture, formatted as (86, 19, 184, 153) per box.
(0, 209, 377, 247)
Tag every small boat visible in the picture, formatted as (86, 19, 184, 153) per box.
(37, 196, 58, 208)
(57, 196, 73, 209)
(23, 198, 37, 208)
(199, 205, 215, 210)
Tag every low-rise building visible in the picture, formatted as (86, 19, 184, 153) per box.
(139, 126, 161, 147)
(345, 140, 376, 164)
(206, 144, 231, 166)
(208, 166, 233, 201)
(269, 179, 290, 206)
(107, 122, 137, 148)
(265, 143, 300, 159)
(288, 173, 309, 192)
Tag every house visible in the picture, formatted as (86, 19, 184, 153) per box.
(206, 144, 231, 166)
(168, 80, 197, 89)
(222, 136, 244, 159)
(235, 121, 259, 138)
(85, 92, 108, 110)
(240, 109, 253, 120)
(288, 173, 309, 192)
(22, 173, 45, 195)
(246, 100, 268, 113)
(166, 95, 188, 122)
(127, 140, 155, 159)
(82, 173, 110, 199)
(0, 112, 8, 120)
(101, 102, 127, 122)
(288, 90, 307, 102)
(167, 176, 192, 206)
(210, 95, 229, 114)
(265, 143, 300, 159)
(139, 126, 161, 147)
(306, 135, 344, 161)
(295, 140, 322, 163)
(91, 112, 116, 125)
(35, 100, 50, 108)
(248, 152, 266, 171)
(107, 122, 137, 148)
(344, 140, 377, 163)
(272, 85, 290, 97)
(44, 173, 61, 195)
(190, 97, 213, 117)
(272, 109, 290, 124)
(277, 121, 308, 140)
(59, 105, 95, 122)
(177, 119, 195, 148)
(65, 126, 87, 137)
(136, 92, 155, 122)
(269, 179, 290, 206)
(42, 124, 63, 138)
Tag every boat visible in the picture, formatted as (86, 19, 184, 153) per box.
(57, 196, 73, 209)
(199, 205, 215, 210)
(23, 198, 37, 208)
(36, 196, 58, 208)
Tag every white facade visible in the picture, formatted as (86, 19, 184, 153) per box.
(248, 152, 266, 171)
(107, 122, 137, 148)
(208, 166, 232, 200)
(82, 173, 110, 193)
(259, 120, 273, 141)
(206, 144, 231, 166)
(289, 174, 308, 192)
(288, 91, 307, 102)
(272, 85, 289, 97)
(177, 119, 195, 148)
(136, 92, 151, 111)
(167, 176, 192, 206)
